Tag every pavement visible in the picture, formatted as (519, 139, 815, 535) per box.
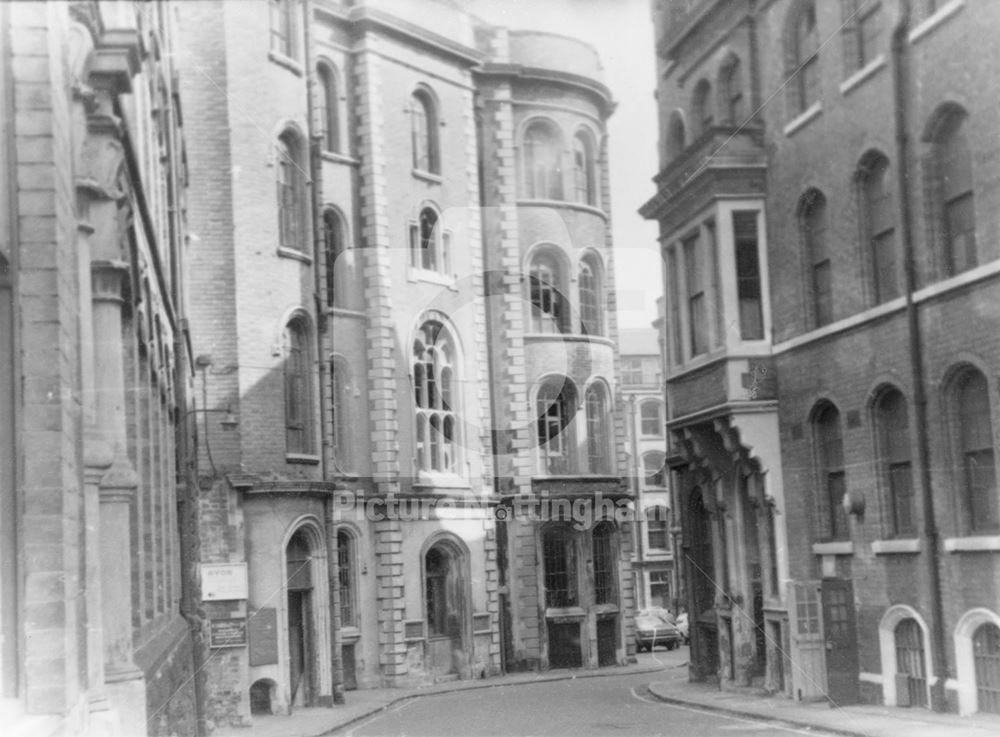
(213, 656, 1000, 737)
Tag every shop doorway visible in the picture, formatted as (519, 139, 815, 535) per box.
(286, 529, 316, 706)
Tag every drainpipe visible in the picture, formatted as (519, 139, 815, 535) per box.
(629, 395, 645, 608)
(302, 0, 345, 705)
(892, 1, 947, 712)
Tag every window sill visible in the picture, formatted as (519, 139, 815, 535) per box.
(872, 538, 921, 555)
(268, 50, 303, 76)
(286, 453, 320, 465)
(783, 102, 822, 138)
(943, 535, 1000, 552)
(341, 626, 361, 643)
(412, 169, 443, 184)
(839, 54, 886, 96)
(812, 541, 853, 556)
(407, 266, 457, 289)
(909, 0, 965, 45)
(321, 151, 359, 167)
(523, 333, 615, 348)
(544, 606, 586, 620)
(330, 306, 366, 319)
(516, 199, 609, 220)
(413, 472, 469, 490)
(277, 246, 313, 265)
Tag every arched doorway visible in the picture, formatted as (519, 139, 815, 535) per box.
(286, 529, 316, 706)
(424, 540, 468, 677)
(973, 622, 1000, 714)
(895, 618, 928, 707)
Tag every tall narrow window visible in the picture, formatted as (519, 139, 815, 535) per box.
(802, 190, 832, 327)
(667, 247, 683, 362)
(331, 361, 351, 472)
(523, 122, 563, 200)
(324, 209, 346, 307)
(337, 530, 356, 627)
(788, 1, 820, 115)
(537, 378, 575, 475)
(413, 321, 458, 474)
(646, 507, 670, 549)
(734, 211, 764, 340)
(667, 111, 686, 160)
(410, 90, 439, 173)
(585, 383, 610, 474)
(592, 522, 616, 605)
(643, 452, 666, 489)
(276, 132, 306, 252)
(721, 56, 745, 125)
(876, 388, 914, 536)
(529, 254, 566, 333)
(573, 132, 597, 206)
(640, 401, 662, 437)
(683, 232, 707, 356)
(861, 153, 898, 304)
(578, 258, 601, 335)
(692, 79, 714, 138)
(841, 0, 883, 75)
(284, 318, 313, 454)
(814, 403, 847, 540)
(542, 526, 577, 608)
(933, 109, 976, 276)
(270, 0, 296, 58)
(956, 370, 997, 532)
(318, 63, 340, 153)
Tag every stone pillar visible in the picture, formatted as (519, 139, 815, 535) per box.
(92, 259, 146, 736)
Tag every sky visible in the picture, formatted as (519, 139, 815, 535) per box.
(464, 0, 664, 330)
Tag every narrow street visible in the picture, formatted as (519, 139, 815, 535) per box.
(333, 649, 839, 737)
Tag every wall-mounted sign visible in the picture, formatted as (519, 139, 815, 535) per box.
(249, 608, 279, 666)
(209, 618, 247, 649)
(200, 562, 248, 601)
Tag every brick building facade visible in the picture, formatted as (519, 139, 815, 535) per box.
(644, 0, 1000, 716)
(0, 1, 198, 735)
(175, 0, 634, 729)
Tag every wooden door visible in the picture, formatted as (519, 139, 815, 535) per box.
(788, 580, 825, 701)
(821, 578, 859, 705)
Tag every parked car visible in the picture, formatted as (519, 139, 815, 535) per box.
(675, 612, 689, 645)
(634, 609, 682, 652)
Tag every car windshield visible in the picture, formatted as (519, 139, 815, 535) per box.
(636, 614, 672, 628)
(638, 608, 675, 623)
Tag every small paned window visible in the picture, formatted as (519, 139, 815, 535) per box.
(413, 321, 458, 474)
(802, 190, 832, 327)
(734, 211, 764, 340)
(537, 379, 575, 475)
(956, 370, 997, 532)
(640, 402, 662, 437)
(592, 523, 616, 605)
(814, 403, 848, 540)
(876, 388, 914, 536)
(530, 254, 567, 334)
(284, 318, 313, 454)
(647, 507, 670, 549)
(542, 526, 577, 608)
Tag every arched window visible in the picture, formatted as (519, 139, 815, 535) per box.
(585, 383, 611, 474)
(270, 0, 296, 58)
(666, 111, 686, 160)
(931, 108, 976, 276)
(317, 63, 340, 153)
(720, 56, 745, 125)
(529, 253, 567, 333)
(841, 0, 883, 75)
(410, 89, 439, 173)
(542, 525, 577, 608)
(643, 451, 666, 489)
(276, 131, 307, 252)
(413, 321, 458, 474)
(331, 360, 351, 472)
(646, 506, 670, 549)
(523, 121, 563, 200)
(973, 623, 1000, 714)
(692, 79, 714, 138)
(337, 529, 356, 627)
(572, 131, 596, 206)
(284, 318, 313, 454)
(592, 522, 616, 605)
(536, 377, 576, 475)
(860, 153, 898, 304)
(409, 206, 449, 274)
(324, 209, 347, 308)
(875, 388, 913, 537)
(787, 0, 820, 115)
(813, 403, 847, 540)
(801, 189, 832, 327)
(578, 257, 602, 335)
(640, 401, 663, 437)
(954, 369, 997, 532)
